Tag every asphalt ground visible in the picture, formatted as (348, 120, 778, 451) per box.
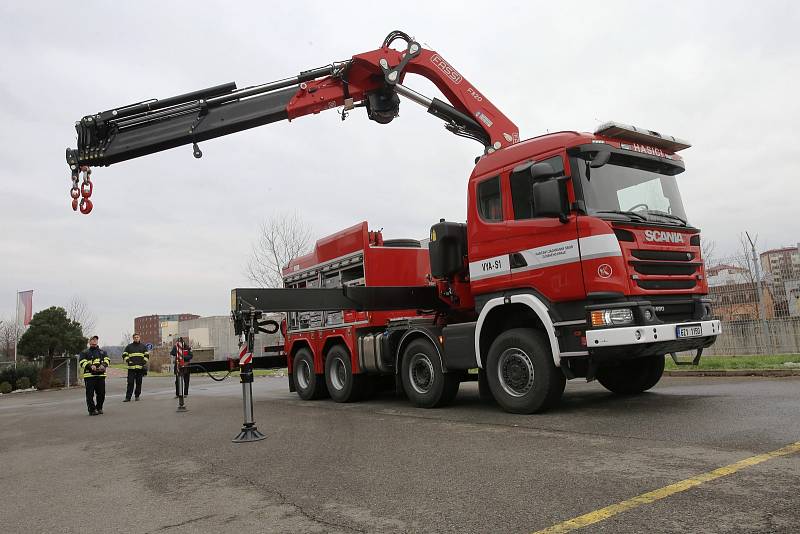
(1, 375, 798, 533)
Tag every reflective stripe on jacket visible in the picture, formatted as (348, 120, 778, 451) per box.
(122, 342, 150, 370)
(79, 347, 110, 378)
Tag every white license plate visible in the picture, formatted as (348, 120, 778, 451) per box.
(676, 324, 703, 338)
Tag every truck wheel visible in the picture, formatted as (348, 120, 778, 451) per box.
(324, 345, 365, 402)
(401, 338, 460, 408)
(293, 348, 327, 400)
(596, 355, 665, 395)
(486, 328, 565, 414)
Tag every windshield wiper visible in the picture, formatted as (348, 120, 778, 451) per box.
(645, 210, 687, 226)
(593, 209, 649, 222)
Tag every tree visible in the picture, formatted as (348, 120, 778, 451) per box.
(66, 296, 97, 336)
(17, 307, 87, 368)
(0, 317, 22, 362)
(701, 237, 717, 268)
(120, 331, 132, 347)
(245, 211, 313, 288)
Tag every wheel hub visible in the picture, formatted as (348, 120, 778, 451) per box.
(409, 353, 434, 394)
(330, 357, 346, 390)
(497, 348, 535, 397)
(297, 360, 311, 390)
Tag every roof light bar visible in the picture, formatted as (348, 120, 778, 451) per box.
(595, 121, 691, 152)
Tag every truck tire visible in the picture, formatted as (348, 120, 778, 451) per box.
(486, 328, 565, 414)
(400, 338, 460, 408)
(293, 348, 327, 400)
(324, 345, 365, 402)
(596, 354, 665, 395)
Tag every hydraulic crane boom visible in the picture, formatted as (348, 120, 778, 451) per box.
(66, 31, 519, 176)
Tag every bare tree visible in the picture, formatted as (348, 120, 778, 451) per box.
(700, 237, 717, 268)
(735, 233, 759, 286)
(0, 317, 22, 362)
(120, 331, 132, 347)
(245, 212, 313, 288)
(66, 296, 97, 336)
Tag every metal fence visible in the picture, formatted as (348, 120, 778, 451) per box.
(706, 317, 800, 356)
(706, 252, 800, 355)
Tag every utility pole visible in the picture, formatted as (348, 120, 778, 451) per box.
(746, 232, 770, 353)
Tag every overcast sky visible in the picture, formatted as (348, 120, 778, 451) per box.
(1, 1, 799, 343)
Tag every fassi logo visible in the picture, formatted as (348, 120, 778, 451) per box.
(644, 230, 685, 243)
(430, 54, 463, 84)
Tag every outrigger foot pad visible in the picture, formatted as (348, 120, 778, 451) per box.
(232, 423, 266, 443)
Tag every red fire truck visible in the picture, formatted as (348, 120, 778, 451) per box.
(65, 31, 721, 413)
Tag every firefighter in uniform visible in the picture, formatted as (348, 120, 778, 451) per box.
(122, 333, 150, 402)
(170, 337, 193, 397)
(79, 336, 110, 415)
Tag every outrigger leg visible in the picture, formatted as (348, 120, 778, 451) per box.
(232, 313, 266, 443)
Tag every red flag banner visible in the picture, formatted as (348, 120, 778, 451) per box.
(17, 290, 33, 327)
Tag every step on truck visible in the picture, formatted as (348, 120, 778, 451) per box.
(65, 30, 721, 413)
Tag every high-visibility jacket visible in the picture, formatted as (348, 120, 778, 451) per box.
(79, 346, 110, 378)
(122, 342, 150, 370)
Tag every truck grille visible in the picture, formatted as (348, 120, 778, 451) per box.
(631, 250, 694, 261)
(630, 249, 698, 292)
(632, 261, 700, 276)
(636, 279, 697, 290)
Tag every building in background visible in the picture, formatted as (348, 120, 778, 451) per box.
(707, 264, 774, 321)
(134, 313, 200, 346)
(760, 246, 800, 284)
(178, 314, 283, 360)
(760, 245, 800, 317)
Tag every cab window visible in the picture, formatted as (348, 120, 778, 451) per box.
(510, 155, 565, 219)
(477, 176, 503, 222)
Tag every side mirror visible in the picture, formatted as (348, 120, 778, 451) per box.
(532, 178, 568, 222)
(589, 148, 611, 168)
(529, 161, 559, 180)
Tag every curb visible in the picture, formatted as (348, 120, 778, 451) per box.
(665, 369, 800, 377)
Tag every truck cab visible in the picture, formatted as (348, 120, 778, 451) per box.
(447, 122, 720, 403)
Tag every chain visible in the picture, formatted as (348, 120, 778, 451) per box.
(69, 171, 80, 211)
(69, 166, 94, 214)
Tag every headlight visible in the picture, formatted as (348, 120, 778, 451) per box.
(591, 308, 634, 327)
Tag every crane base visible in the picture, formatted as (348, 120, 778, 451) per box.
(232, 423, 266, 443)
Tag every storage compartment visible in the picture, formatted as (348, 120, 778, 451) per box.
(429, 220, 468, 278)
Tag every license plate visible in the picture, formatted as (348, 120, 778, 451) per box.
(676, 323, 703, 338)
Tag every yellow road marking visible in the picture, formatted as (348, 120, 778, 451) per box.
(533, 441, 800, 534)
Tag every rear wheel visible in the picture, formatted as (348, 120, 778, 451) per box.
(324, 345, 365, 402)
(486, 328, 565, 414)
(596, 354, 665, 395)
(293, 348, 327, 400)
(401, 338, 460, 408)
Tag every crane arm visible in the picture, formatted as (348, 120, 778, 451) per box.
(65, 31, 519, 206)
(66, 32, 519, 169)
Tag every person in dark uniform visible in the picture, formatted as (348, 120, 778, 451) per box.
(170, 337, 193, 397)
(79, 336, 110, 415)
(122, 333, 150, 402)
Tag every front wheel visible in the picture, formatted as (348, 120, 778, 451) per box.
(485, 328, 565, 414)
(400, 338, 460, 408)
(596, 354, 665, 395)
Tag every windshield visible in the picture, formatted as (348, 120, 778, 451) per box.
(575, 152, 689, 225)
